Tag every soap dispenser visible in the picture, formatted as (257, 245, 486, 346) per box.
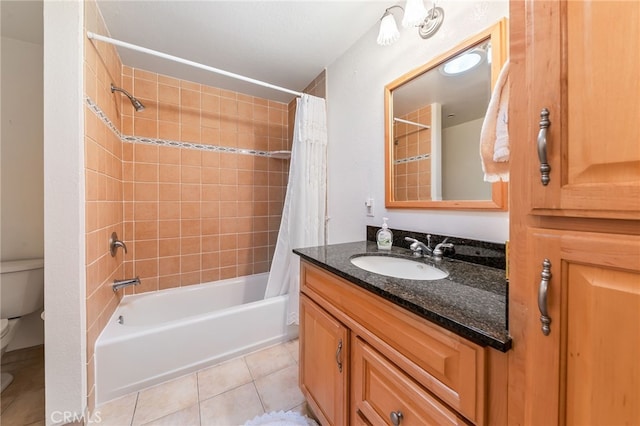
(377, 217, 393, 250)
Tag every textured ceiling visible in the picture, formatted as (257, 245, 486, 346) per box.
(95, 1, 388, 103)
(1, 0, 492, 121)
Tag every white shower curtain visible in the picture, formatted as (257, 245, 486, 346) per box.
(265, 94, 327, 325)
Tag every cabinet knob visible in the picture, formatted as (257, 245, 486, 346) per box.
(390, 411, 403, 426)
(537, 108, 551, 185)
(538, 259, 552, 335)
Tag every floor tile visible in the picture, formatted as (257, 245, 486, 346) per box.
(132, 373, 198, 425)
(12, 338, 305, 426)
(199, 382, 264, 426)
(244, 344, 295, 379)
(0, 388, 45, 426)
(142, 403, 200, 426)
(254, 365, 305, 412)
(284, 339, 299, 363)
(1, 345, 45, 416)
(92, 392, 138, 425)
(197, 357, 253, 401)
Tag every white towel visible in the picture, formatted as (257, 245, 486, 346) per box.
(480, 59, 510, 182)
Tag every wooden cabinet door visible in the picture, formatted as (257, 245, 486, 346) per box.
(525, 0, 640, 218)
(300, 294, 348, 426)
(351, 337, 467, 426)
(524, 229, 640, 425)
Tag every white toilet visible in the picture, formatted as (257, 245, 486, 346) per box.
(0, 258, 44, 392)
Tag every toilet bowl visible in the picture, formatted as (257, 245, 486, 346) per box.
(0, 318, 20, 391)
(0, 258, 44, 392)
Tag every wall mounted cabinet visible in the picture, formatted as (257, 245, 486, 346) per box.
(509, 0, 640, 424)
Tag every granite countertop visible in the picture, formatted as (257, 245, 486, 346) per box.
(294, 241, 511, 352)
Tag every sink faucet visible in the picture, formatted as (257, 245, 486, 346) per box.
(112, 277, 140, 292)
(405, 236, 454, 261)
(405, 236, 433, 257)
(433, 238, 454, 261)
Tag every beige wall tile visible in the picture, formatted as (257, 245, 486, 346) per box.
(93, 63, 292, 303)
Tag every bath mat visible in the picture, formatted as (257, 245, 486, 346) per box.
(245, 410, 318, 426)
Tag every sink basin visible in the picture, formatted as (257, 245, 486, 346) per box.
(350, 255, 449, 281)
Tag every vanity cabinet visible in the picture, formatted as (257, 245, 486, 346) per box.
(299, 260, 508, 426)
(509, 0, 640, 424)
(300, 294, 349, 426)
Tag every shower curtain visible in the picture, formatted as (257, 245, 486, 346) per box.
(265, 94, 327, 325)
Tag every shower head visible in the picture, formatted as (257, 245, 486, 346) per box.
(110, 83, 145, 112)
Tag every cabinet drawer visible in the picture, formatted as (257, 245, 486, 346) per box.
(302, 262, 485, 423)
(352, 337, 467, 426)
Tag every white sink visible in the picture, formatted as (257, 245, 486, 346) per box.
(350, 255, 449, 281)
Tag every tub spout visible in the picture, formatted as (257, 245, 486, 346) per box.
(113, 277, 140, 292)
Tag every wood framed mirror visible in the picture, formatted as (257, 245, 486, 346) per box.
(384, 18, 508, 210)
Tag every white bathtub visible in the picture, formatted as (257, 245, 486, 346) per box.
(94, 272, 297, 405)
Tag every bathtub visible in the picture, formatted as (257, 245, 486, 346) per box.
(94, 272, 297, 405)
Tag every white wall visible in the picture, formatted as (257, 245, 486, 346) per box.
(326, 1, 509, 244)
(1, 36, 45, 351)
(43, 1, 87, 423)
(1, 37, 44, 260)
(442, 117, 491, 200)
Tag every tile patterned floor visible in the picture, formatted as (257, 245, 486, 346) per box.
(0, 345, 46, 426)
(91, 339, 313, 426)
(0, 341, 307, 426)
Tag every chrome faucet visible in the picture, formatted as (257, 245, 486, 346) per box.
(433, 238, 454, 261)
(112, 277, 140, 292)
(405, 236, 433, 257)
(405, 235, 454, 261)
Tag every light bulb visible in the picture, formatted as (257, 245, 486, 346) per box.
(402, 0, 428, 28)
(377, 12, 400, 46)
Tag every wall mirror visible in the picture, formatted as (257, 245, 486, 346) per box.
(384, 18, 508, 210)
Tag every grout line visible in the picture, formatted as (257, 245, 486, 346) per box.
(195, 369, 202, 426)
(85, 96, 282, 158)
(129, 392, 139, 426)
(252, 380, 267, 414)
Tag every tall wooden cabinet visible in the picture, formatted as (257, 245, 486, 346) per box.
(509, 1, 640, 424)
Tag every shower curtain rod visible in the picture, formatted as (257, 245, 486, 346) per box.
(86, 32, 304, 98)
(393, 117, 431, 129)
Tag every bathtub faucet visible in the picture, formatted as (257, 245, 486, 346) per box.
(112, 277, 140, 292)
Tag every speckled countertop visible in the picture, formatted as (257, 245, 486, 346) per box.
(294, 241, 511, 352)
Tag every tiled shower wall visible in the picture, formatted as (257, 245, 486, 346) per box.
(118, 67, 290, 294)
(393, 105, 432, 201)
(84, 0, 125, 412)
(83, 0, 323, 410)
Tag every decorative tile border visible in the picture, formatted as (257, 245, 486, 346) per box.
(394, 153, 431, 165)
(85, 96, 279, 157)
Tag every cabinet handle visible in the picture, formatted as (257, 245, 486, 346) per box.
(537, 259, 552, 335)
(390, 411, 403, 426)
(537, 108, 551, 186)
(335, 339, 343, 373)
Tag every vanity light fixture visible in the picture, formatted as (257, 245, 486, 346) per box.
(377, 0, 444, 46)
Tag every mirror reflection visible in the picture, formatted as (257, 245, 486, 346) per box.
(385, 19, 508, 210)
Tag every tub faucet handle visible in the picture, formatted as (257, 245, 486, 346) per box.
(109, 232, 128, 257)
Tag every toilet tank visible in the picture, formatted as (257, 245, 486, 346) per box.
(0, 258, 44, 319)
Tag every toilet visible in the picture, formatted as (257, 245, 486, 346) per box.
(0, 258, 44, 392)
